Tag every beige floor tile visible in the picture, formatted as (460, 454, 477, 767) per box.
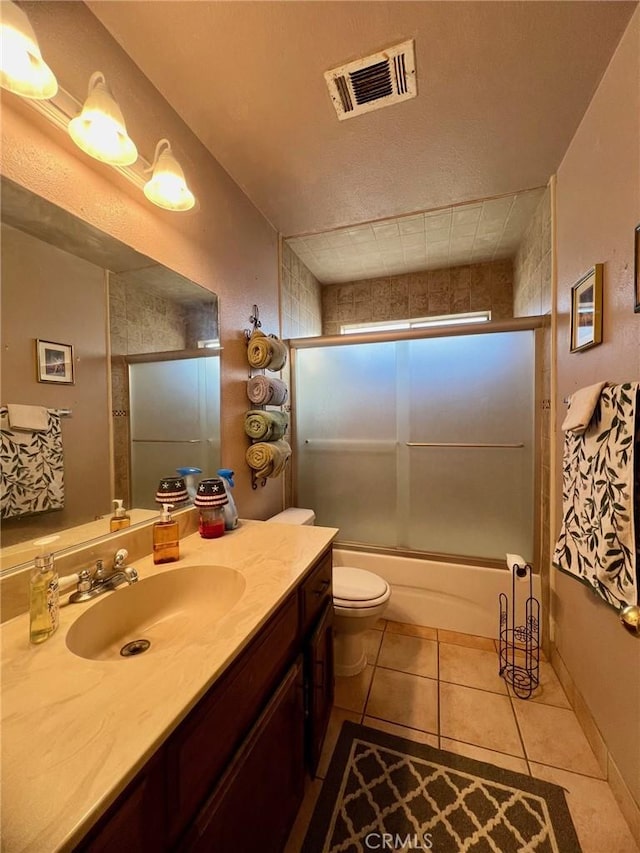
(316, 708, 360, 779)
(334, 664, 374, 714)
(283, 776, 323, 853)
(374, 618, 387, 631)
(386, 620, 438, 640)
(439, 642, 507, 694)
(365, 629, 383, 665)
(438, 628, 495, 650)
(440, 738, 529, 775)
(505, 660, 570, 708)
(366, 668, 438, 733)
(530, 763, 640, 853)
(377, 632, 438, 678)
(514, 700, 603, 777)
(440, 681, 524, 757)
(363, 716, 439, 748)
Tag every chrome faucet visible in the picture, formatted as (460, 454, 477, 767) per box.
(69, 549, 139, 603)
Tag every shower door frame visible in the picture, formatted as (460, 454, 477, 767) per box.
(288, 316, 546, 572)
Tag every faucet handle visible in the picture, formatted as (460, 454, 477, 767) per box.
(113, 548, 129, 570)
(93, 559, 107, 580)
(76, 568, 93, 593)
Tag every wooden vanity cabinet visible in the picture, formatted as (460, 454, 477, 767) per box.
(182, 659, 305, 852)
(76, 547, 334, 853)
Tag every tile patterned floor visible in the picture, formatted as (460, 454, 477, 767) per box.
(285, 619, 639, 853)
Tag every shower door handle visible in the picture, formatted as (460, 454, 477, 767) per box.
(406, 442, 524, 448)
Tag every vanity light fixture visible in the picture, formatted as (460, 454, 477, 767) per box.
(144, 139, 195, 212)
(68, 72, 137, 166)
(0, 0, 58, 99)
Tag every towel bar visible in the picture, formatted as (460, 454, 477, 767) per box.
(132, 439, 202, 444)
(406, 442, 524, 449)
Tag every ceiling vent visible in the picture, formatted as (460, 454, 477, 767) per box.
(324, 40, 417, 121)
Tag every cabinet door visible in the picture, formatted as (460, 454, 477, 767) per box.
(183, 658, 306, 853)
(166, 594, 298, 843)
(75, 754, 166, 853)
(307, 600, 335, 776)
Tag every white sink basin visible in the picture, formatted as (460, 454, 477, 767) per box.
(65, 565, 246, 661)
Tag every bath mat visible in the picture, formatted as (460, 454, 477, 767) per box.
(302, 721, 581, 853)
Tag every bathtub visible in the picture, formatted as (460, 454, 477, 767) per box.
(332, 548, 541, 639)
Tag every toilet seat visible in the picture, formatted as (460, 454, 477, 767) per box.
(333, 566, 390, 610)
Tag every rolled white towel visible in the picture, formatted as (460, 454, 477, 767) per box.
(562, 382, 607, 433)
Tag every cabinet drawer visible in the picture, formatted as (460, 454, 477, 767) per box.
(300, 548, 332, 635)
(166, 592, 298, 842)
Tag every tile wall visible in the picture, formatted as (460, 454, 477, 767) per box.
(281, 242, 323, 339)
(320, 258, 514, 335)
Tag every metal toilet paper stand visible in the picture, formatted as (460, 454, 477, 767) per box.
(499, 561, 540, 699)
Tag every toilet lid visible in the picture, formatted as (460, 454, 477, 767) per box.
(333, 566, 389, 602)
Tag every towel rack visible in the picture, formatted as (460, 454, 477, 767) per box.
(406, 442, 524, 449)
(56, 408, 73, 418)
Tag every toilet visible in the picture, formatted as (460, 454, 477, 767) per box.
(267, 507, 391, 677)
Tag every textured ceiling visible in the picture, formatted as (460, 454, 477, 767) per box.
(88, 1, 635, 236)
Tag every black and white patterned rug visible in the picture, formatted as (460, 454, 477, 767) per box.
(302, 722, 581, 853)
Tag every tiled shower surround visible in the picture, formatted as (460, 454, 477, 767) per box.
(320, 258, 514, 335)
(281, 241, 323, 338)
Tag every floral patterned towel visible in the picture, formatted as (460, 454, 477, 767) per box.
(0, 408, 64, 519)
(553, 383, 639, 610)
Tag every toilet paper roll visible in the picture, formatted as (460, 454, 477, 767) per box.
(506, 553, 530, 581)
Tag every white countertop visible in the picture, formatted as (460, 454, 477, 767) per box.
(1, 520, 337, 853)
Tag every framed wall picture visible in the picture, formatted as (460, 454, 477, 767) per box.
(635, 224, 640, 313)
(570, 264, 603, 353)
(36, 339, 75, 384)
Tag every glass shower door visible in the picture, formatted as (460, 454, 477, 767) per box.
(129, 355, 220, 509)
(403, 332, 534, 560)
(295, 341, 398, 545)
(295, 329, 535, 562)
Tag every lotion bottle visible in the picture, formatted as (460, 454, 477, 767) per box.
(29, 536, 60, 645)
(153, 504, 179, 564)
(110, 499, 131, 532)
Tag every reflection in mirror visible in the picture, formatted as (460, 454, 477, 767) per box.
(0, 178, 220, 573)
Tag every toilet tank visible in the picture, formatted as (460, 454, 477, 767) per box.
(267, 507, 316, 525)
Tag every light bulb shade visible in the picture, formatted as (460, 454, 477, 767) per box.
(0, 0, 58, 99)
(68, 72, 137, 166)
(144, 141, 195, 211)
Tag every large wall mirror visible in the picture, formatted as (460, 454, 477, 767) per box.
(0, 178, 220, 573)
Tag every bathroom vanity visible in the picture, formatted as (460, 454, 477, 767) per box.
(0, 520, 337, 852)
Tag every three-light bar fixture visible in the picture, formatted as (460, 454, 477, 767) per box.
(0, 0, 196, 212)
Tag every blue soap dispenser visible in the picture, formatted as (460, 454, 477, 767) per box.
(217, 468, 239, 530)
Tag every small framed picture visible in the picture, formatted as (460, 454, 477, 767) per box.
(36, 339, 75, 384)
(634, 224, 640, 313)
(570, 264, 603, 353)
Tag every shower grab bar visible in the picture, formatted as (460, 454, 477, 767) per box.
(406, 442, 524, 449)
